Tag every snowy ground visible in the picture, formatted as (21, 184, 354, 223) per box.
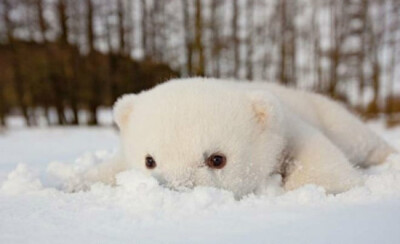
(1, 120, 400, 243)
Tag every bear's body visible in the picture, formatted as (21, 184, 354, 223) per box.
(111, 78, 395, 197)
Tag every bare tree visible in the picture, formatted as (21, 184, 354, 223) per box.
(181, 0, 193, 76)
(278, 0, 288, 85)
(148, 0, 166, 60)
(386, 0, 400, 115)
(2, 0, 32, 126)
(125, 0, 134, 55)
(366, 1, 386, 115)
(194, 0, 205, 76)
(232, 0, 239, 78)
(86, 0, 100, 125)
(311, 1, 322, 92)
(86, 0, 95, 52)
(245, 0, 254, 80)
(140, 0, 148, 58)
(0, 0, 7, 125)
(326, 0, 343, 98)
(34, 0, 52, 124)
(117, 0, 126, 55)
(35, 0, 47, 42)
(0, 80, 5, 126)
(275, 0, 297, 86)
(210, 0, 222, 77)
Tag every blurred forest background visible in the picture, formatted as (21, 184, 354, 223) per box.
(0, 0, 399, 127)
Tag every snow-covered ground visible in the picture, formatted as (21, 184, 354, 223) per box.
(1, 121, 400, 244)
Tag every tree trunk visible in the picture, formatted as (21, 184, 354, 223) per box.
(49, 73, 67, 125)
(86, 0, 95, 52)
(88, 103, 98, 125)
(245, 0, 254, 80)
(70, 50, 80, 125)
(0, 81, 6, 126)
(125, 0, 134, 54)
(86, 0, 98, 125)
(3, 0, 30, 125)
(328, 0, 341, 98)
(232, 0, 239, 78)
(149, 1, 158, 59)
(182, 0, 193, 76)
(15, 76, 31, 126)
(141, 0, 148, 58)
(369, 62, 380, 114)
(117, 0, 126, 55)
(43, 101, 51, 125)
(57, 0, 68, 45)
(278, 0, 288, 85)
(36, 0, 47, 42)
(210, 0, 221, 78)
(194, 0, 205, 76)
(311, 2, 322, 91)
(12, 46, 32, 126)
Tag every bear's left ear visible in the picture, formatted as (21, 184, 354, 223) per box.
(113, 94, 136, 129)
(246, 91, 282, 129)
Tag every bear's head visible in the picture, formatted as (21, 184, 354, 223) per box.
(113, 78, 286, 197)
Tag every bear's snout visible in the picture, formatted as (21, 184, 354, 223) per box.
(152, 168, 196, 191)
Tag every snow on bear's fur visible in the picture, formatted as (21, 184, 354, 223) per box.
(111, 78, 396, 197)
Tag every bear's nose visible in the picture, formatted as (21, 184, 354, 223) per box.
(165, 178, 194, 190)
(151, 166, 196, 190)
(154, 173, 195, 190)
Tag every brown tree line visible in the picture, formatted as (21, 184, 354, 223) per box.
(0, 0, 399, 127)
(0, 0, 178, 126)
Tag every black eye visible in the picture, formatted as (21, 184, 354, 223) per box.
(145, 155, 156, 169)
(206, 153, 227, 169)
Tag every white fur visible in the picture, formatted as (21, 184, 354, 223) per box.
(111, 78, 396, 197)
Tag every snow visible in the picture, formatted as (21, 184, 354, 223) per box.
(1, 122, 400, 243)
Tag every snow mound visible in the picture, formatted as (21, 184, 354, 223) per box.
(1, 151, 400, 243)
(1, 164, 43, 195)
(2, 151, 400, 207)
(46, 151, 117, 192)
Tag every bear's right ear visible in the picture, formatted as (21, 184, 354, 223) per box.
(113, 94, 136, 129)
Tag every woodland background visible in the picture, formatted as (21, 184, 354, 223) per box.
(0, 0, 399, 127)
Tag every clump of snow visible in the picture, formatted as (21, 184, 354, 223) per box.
(47, 151, 117, 192)
(1, 164, 43, 195)
(363, 154, 400, 196)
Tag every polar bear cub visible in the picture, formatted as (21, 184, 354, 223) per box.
(112, 78, 395, 197)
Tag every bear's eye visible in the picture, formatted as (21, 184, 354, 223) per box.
(145, 155, 157, 169)
(206, 153, 227, 169)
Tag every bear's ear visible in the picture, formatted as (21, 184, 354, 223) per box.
(247, 91, 281, 128)
(113, 94, 136, 129)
